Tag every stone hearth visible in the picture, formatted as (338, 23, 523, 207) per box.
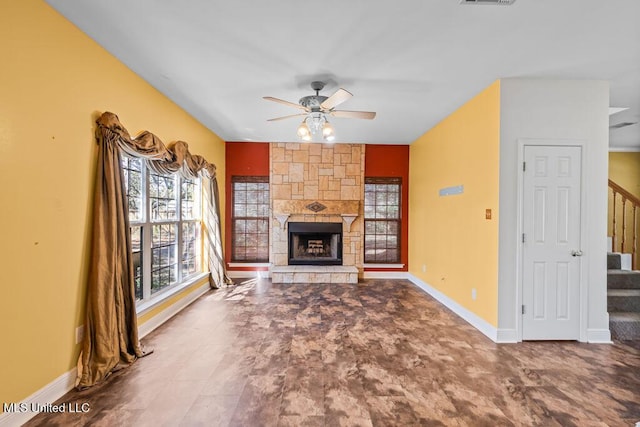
(271, 265, 358, 284)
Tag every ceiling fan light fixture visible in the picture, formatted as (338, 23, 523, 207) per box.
(297, 121, 311, 139)
(322, 120, 335, 142)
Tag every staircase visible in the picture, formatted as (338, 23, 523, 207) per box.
(608, 252, 640, 340)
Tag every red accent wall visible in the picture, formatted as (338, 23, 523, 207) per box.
(225, 142, 410, 272)
(364, 145, 410, 271)
(225, 142, 270, 269)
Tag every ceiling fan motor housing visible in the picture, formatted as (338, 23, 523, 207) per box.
(299, 81, 329, 111)
(299, 95, 328, 111)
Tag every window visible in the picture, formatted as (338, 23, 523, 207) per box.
(364, 178, 401, 263)
(122, 155, 202, 303)
(231, 176, 269, 262)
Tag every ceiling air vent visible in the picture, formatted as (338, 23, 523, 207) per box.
(460, 0, 516, 5)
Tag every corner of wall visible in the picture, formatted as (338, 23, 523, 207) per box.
(407, 274, 498, 342)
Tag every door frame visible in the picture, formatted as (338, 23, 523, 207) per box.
(515, 138, 589, 341)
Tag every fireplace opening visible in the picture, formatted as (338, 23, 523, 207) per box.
(288, 222, 342, 265)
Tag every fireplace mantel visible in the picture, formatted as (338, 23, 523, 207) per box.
(273, 199, 359, 216)
(273, 199, 360, 230)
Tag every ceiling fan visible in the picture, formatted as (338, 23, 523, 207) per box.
(263, 81, 376, 141)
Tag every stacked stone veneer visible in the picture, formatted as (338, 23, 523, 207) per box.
(270, 142, 364, 273)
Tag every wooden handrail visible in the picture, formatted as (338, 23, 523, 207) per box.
(609, 179, 640, 206)
(609, 179, 640, 269)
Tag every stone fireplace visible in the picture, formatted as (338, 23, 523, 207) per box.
(270, 142, 363, 283)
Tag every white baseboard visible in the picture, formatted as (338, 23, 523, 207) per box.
(138, 281, 210, 338)
(587, 328, 612, 344)
(496, 329, 519, 343)
(0, 368, 76, 427)
(362, 271, 409, 279)
(407, 273, 499, 343)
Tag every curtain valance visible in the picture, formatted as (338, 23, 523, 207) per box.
(96, 111, 217, 178)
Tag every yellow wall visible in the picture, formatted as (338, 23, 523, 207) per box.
(0, 0, 225, 406)
(609, 152, 640, 198)
(409, 81, 501, 326)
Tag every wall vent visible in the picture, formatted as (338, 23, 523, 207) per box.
(460, 0, 516, 5)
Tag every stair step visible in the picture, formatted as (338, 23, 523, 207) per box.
(609, 312, 640, 340)
(607, 252, 632, 270)
(607, 270, 640, 289)
(607, 289, 640, 312)
(608, 253, 621, 269)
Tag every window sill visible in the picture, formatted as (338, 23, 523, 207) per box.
(363, 264, 405, 269)
(228, 262, 271, 268)
(136, 271, 209, 316)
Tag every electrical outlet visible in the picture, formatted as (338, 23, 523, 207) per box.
(422, 264, 426, 273)
(75, 325, 85, 344)
(472, 288, 477, 300)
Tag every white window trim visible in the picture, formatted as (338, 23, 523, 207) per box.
(363, 264, 405, 269)
(228, 262, 271, 268)
(136, 271, 209, 316)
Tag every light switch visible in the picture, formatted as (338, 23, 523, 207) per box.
(485, 209, 492, 220)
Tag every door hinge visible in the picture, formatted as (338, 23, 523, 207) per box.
(523, 161, 526, 172)
(522, 233, 526, 243)
(522, 305, 525, 315)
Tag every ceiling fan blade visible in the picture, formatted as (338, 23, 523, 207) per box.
(330, 110, 376, 120)
(263, 96, 308, 111)
(267, 113, 307, 122)
(320, 88, 353, 110)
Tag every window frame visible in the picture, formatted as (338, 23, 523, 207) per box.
(230, 175, 270, 263)
(364, 177, 402, 264)
(122, 155, 203, 305)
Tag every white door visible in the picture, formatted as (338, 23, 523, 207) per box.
(522, 145, 582, 340)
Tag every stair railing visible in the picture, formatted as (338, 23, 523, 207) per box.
(609, 179, 640, 269)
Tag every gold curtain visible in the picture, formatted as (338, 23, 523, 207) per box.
(205, 176, 233, 289)
(77, 112, 229, 389)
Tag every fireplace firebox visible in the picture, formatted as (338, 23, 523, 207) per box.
(288, 222, 342, 265)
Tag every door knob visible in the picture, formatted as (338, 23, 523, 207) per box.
(571, 250, 583, 257)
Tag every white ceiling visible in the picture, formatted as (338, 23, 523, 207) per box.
(46, 0, 640, 148)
